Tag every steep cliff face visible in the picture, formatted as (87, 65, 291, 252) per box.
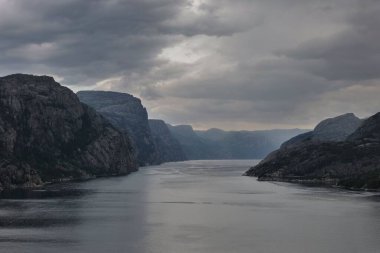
(148, 120, 186, 162)
(245, 113, 380, 190)
(77, 91, 159, 166)
(0, 74, 137, 191)
(281, 113, 362, 148)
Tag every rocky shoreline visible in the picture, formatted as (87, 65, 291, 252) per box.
(246, 172, 380, 192)
(245, 113, 380, 190)
(0, 170, 139, 193)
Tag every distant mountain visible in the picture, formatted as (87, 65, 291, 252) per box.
(168, 125, 308, 159)
(167, 125, 219, 159)
(0, 74, 137, 192)
(245, 112, 380, 190)
(197, 128, 226, 141)
(77, 91, 159, 166)
(148, 119, 186, 162)
(217, 129, 310, 159)
(281, 113, 362, 148)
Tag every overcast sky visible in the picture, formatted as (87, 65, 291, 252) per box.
(1, 0, 379, 130)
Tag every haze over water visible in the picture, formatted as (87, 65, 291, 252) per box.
(0, 160, 379, 253)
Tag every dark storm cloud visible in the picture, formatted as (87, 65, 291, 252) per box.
(0, 0, 379, 129)
(0, 0, 244, 83)
(146, 0, 380, 128)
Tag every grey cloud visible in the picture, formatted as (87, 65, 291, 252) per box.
(0, 0, 379, 129)
(144, 0, 380, 128)
(280, 1, 380, 81)
(0, 0, 241, 84)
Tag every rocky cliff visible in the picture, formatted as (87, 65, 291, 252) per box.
(281, 113, 362, 148)
(148, 119, 186, 162)
(77, 91, 159, 166)
(245, 113, 380, 190)
(0, 74, 137, 191)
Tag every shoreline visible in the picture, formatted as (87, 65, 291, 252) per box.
(248, 175, 380, 192)
(0, 170, 138, 195)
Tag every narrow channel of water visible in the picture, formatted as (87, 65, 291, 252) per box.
(1, 160, 379, 253)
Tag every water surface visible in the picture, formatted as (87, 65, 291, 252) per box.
(1, 160, 380, 253)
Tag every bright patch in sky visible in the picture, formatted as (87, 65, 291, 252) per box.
(159, 42, 204, 64)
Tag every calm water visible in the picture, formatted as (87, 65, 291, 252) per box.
(1, 160, 380, 253)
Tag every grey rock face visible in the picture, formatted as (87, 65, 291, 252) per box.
(281, 113, 362, 148)
(77, 91, 159, 166)
(245, 113, 380, 190)
(313, 113, 362, 141)
(0, 74, 137, 191)
(148, 119, 186, 162)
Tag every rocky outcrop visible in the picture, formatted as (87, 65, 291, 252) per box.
(148, 119, 186, 162)
(168, 125, 308, 159)
(313, 113, 362, 141)
(245, 113, 380, 190)
(0, 74, 137, 192)
(77, 91, 159, 166)
(281, 113, 362, 148)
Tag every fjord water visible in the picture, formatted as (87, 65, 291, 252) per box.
(1, 160, 380, 253)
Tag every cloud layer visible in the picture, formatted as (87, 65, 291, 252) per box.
(1, 0, 379, 129)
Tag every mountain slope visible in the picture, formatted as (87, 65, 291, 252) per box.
(77, 91, 159, 166)
(0, 74, 137, 191)
(245, 113, 380, 190)
(148, 119, 186, 162)
(281, 113, 362, 148)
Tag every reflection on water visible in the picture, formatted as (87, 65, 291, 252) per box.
(0, 160, 380, 253)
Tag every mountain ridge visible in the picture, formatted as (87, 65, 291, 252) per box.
(168, 124, 309, 159)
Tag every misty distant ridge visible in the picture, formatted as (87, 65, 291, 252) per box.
(168, 124, 309, 160)
(78, 90, 309, 161)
